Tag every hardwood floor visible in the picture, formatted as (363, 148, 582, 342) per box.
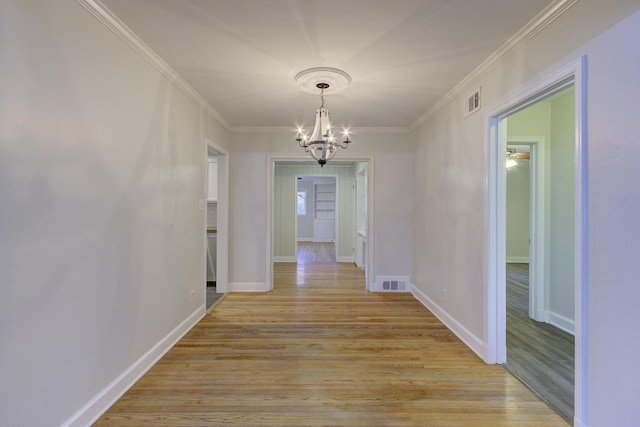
(297, 241, 336, 264)
(505, 263, 574, 423)
(95, 263, 568, 426)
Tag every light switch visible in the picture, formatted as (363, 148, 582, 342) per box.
(198, 200, 205, 211)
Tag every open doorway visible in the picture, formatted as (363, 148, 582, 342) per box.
(487, 59, 587, 424)
(269, 159, 372, 290)
(503, 89, 576, 422)
(296, 175, 337, 264)
(205, 142, 228, 312)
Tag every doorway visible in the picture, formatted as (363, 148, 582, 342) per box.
(503, 90, 576, 422)
(268, 158, 373, 291)
(296, 175, 337, 264)
(486, 58, 587, 425)
(205, 141, 229, 312)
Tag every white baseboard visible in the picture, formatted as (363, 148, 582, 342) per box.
(273, 256, 295, 262)
(337, 256, 354, 263)
(547, 311, 575, 335)
(506, 257, 529, 263)
(230, 282, 268, 292)
(411, 285, 486, 360)
(62, 306, 205, 427)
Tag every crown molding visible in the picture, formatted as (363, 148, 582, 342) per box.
(409, 0, 579, 132)
(231, 126, 410, 135)
(76, 0, 232, 132)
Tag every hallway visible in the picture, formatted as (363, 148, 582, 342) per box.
(95, 263, 567, 426)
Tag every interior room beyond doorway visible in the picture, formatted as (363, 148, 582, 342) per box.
(503, 86, 576, 423)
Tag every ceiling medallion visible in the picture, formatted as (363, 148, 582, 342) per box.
(294, 67, 352, 167)
(294, 67, 352, 95)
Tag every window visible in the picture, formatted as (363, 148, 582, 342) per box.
(297, 190, 307, 216)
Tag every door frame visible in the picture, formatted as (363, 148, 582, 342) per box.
(354, 165, 367, 270)
(205, 138, 229, 295)
(266, 156, 375, 291)
(485, 56, 588, 424)
(507, 137, 546, 322)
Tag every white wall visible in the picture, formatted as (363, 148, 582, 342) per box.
(548, 89, 576, 326)
(411, 1, 640, 425)
(582, 10, 640, 426)
(0, 1, 230, 425)
(505, 158, 530, 261)
(230, 131, 413, 289)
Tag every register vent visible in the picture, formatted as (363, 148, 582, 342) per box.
(376, 276, 410, 292)
(464, 87, 481, 118)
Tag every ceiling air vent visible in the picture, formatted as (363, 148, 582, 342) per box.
(464, 87, 481, 118)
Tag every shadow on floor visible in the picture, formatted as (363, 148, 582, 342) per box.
(206, 282, 224, 310)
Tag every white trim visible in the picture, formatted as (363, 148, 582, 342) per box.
(547, 311, 575, 335)
(412, 285, 485, 360)
(231, 126, 410, 135)
(206, 139, 229, 294)
(573, 55, 588, 427)
(486, 55, 588, 425)
(574, 418, 588, 427)
(365, 157, 375, 291)
(337, 256, 354, 263)
(266, 159, 275, 291)
(229, 282, 268, 292)
(273, 256, 296, 263)
(62, 307, 205, 427)
(505, 257, 529, 263)
(75, 0, 231, 131)
(296, 238, 314, 242)
(410, 0, 578, 131)
(485, 59, 579, 365)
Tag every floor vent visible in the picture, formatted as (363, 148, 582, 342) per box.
(376, 276, 410, 292)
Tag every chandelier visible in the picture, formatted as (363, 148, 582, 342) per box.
(294, 68, 352, 167)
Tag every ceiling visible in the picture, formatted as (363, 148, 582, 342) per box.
(101, 0, 555, 130)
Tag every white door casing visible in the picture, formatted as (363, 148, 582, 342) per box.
(485, 56, 587, 425)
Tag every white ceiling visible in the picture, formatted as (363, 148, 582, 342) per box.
(101, 0, 555, 130)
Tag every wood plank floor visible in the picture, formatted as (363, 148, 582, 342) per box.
(95, 263, 568, 426)
(297, 242, 336, 264)
(505, 263, 574, 423)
